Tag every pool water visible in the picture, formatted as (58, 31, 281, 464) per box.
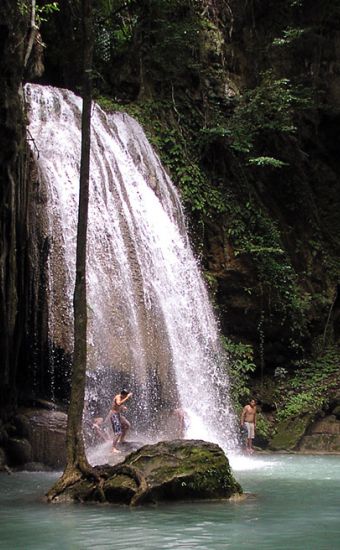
(0, 454, 339, 549)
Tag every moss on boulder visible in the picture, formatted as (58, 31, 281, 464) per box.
(269, 415, 311, 451)
(51, 439, 242, 506)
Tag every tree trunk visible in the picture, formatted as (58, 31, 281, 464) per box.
(47, 0, 95, 501)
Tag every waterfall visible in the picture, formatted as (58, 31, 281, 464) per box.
(25, 83, 238, 457)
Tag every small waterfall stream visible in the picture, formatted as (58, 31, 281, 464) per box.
(25, 83, 238, 456)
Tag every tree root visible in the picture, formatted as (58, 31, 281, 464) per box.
(46, 459, 104, 502)
(46, 461, 149, 505)
(110, 464, 150, 506)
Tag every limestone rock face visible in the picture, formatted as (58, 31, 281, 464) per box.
(269, 415, 311, 451)
(22, 408, 67, 468)
(298, 415, 340, 452)
(6, 438, 32, 465)
(310, 416, 340, 435)
(271, 414, 340, 453)
(57, 439, 242, 505)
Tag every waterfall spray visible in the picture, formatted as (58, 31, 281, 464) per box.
(25, 83, 239, 458)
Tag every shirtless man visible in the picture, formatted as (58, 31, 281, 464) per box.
(240, 399, 257, 453)
(110, 389, 133, 453)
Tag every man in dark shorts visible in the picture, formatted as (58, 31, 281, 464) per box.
(111, 389, 133, 453)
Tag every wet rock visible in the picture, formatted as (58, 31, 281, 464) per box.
(299, 434, 340, 453)
(13, 414, 31, 438)
(309, 415, 340, 435)
(108, 439, 242, 504)
(22, 408, 67, 468)
(27, 399, 60, 411)
(56, 439, 242, 505)
(269, 415, 311, 451)
(0, 447, 8, 470)
(6, 437, 32, 464)
(6, 424, 17, 437)
(0, 425, 9, 446)
(20, 461, 54, 472)
(298, 415, 340, 452)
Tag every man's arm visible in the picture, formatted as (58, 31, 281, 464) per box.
(240, 406, 246, 425)
(116, 393, 133, 406)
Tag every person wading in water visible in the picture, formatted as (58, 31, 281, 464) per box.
(240, 398, 257, 453)
(110, 389, 133, 453)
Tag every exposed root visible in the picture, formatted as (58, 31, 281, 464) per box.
(46, 467, 83, 502)
(46, 461, 150, 505)
(113, 464, 150, 506)
(46, 459, 103, 502)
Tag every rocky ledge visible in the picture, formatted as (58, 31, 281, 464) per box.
(52, 439, 242, 506)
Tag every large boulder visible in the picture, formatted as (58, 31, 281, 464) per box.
(298, 415, 340, 452)
(269, 415, 311, 451)
(21, 408, 67, 468)
(54, 439, 242, 505)
(6, 437, 32, 464)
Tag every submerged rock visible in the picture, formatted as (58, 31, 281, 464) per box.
(54, 439, 242, 505)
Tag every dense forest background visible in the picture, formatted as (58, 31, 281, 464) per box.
(1, 0, 340, 450)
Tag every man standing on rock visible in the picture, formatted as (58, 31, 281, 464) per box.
(110, 389, 133, 453)
(240, 398, 257, 453)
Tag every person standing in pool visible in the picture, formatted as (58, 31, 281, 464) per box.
(240, 398, 257, 453)
(111, 389, 133, 453)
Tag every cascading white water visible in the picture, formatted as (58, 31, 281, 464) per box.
(25, 83, 239, 456)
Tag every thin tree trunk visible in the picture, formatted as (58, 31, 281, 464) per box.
(24, 0, 38, 68)
(47, 0, 94, 500)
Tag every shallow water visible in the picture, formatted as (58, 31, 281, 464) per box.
(0, 455, 339, 550)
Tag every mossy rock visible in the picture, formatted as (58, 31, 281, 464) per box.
(115, 439, 242, 504)
(104, 474, 138, 504)
(269, 415, 311, 451)
(53, 439, 242, 506)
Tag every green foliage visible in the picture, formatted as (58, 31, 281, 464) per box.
(272, 27, 306, 47)
(93, 2, 327, 361)
(279, 392, 323, 420)
(17, 1, 59, 23)
(226, 70, 311, 156)
(220, 190, 310, 329)
(222, 337, 256, 404)
(248, 156, 288, 168)
(93, 0, 208, 92)
(94, 0, 137, 63)
(275, 346, 340, 420)
(37, 1, 59, 20)
(96, 94, 228, 216)
(256, 412, 272, 440)
(138, 0, 203, 82)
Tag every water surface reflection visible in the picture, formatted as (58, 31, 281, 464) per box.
(0, 455, 339, 550)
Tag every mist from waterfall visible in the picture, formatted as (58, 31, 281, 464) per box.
(25, 83, 239, 458)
